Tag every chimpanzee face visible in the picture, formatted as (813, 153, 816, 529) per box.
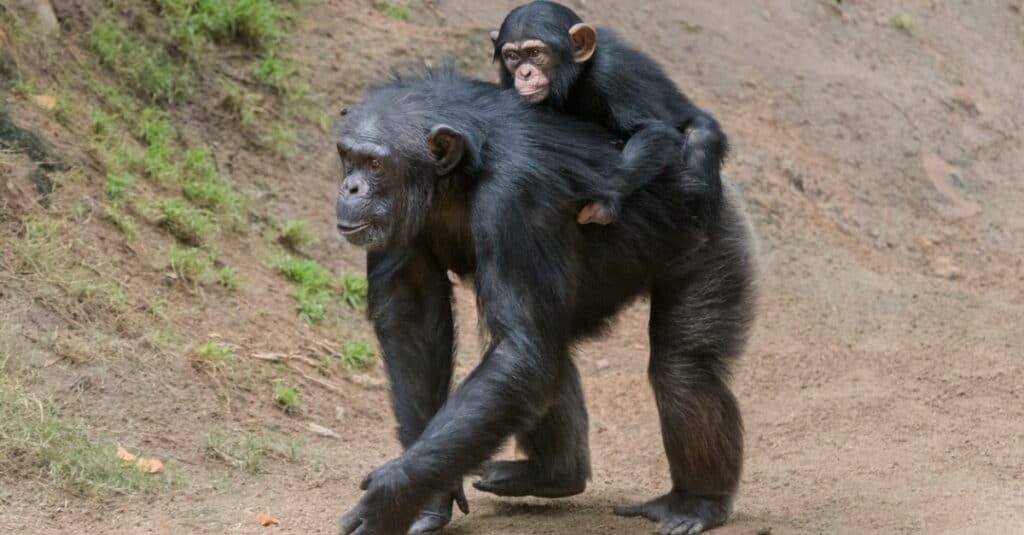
(335, 113, 465, 251)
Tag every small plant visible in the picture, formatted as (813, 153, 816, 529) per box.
(139, 108, 176, 146)
(105, 205, 136, 240)
(293, 286, 329, 323)
(278, 219, 315, 251)
(217, 266, 242, 290)
(205, 430, 302, 472)
(90, 110, 115, 137)
(91, 20, 191, 103)
(153, 198, 215, 244)
(339, 273, 368, 309)
(193, 340, 236, 371)
(106, 284, 129, 307)
(272, 384, 300, 413)
(381, 3, 411, 20)
(265, 124, 296, 159)
(341, 339, 375, 369)
(52, 96, 74, 124)
(103, 173, 136, 201)
(274, 254, 331, 288)
(222, 83, 260, 126)
(253, 53, 295, 88)
(168, 245, 212, 283)
(893, 13, 912, 33)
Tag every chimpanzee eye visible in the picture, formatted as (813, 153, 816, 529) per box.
(369, 159, 384, 175)
(528, 48, 541, 59)
(505, 52, 519, 63)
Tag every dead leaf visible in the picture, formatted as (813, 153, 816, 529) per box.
(116, 445, 163, 473)
(257, 512, 279, 527)
(32, 95, 57, 110)
(116, 445, 137, 463)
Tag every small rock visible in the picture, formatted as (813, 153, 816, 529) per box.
(931, 256, 961, 280)
(307, 422, 340, 439)
(32, 0, 60, 32)
(782, 160, 804, 192)
(349, 373, 385, 390)
(595, 359, 610, 371)
(757, 528, 773, 535)
(334, 405, 347, 422)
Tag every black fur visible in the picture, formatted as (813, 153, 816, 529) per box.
(335, 70, 755, 535)
(494, 0, 729, 227)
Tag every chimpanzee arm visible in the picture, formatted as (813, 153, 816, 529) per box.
(341, 204, 576, 534)
(366, 249, 455, 449)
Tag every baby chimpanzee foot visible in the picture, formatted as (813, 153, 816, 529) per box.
(576, 198, 620, 225)
(614, 491, 732, 535)
(473, 460, 587, 498)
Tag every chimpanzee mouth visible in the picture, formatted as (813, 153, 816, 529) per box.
(337, 222, 370, 235)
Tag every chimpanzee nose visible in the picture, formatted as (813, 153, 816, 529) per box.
(341, 175, 369, 199)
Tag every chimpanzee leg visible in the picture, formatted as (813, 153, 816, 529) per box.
(367, 251, 466, 533)
(614, 216, 755, 535)
(473, 360, 590, 498)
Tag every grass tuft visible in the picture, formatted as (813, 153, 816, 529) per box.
(153, 198, 215, 244)
(339, 273, 368, 310)
(341, 339, 375, 369)
(91, 20, 191, 103)
(0, 377, 163, 494)
(272, 384, 300, 414)
(168, 245, 212, 283)
(205, 430, 302, 472)
(278, 219, 315, 251)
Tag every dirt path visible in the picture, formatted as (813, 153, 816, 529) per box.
(3, 1, 1023, 534)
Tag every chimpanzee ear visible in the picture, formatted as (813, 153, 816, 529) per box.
(489, 30, 499, 44)
(427, 124, 465, 176)
(568, 23, 597, 63)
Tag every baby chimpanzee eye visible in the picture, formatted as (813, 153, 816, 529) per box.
(504, 51, 520, 63)
(370, 159, 384, 175)
(528, 48, 541, 59)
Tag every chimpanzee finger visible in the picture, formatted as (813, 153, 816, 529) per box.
(454, 484, 469, 515)
(338, 509, 364, 535)
(360, 471, 374, 490)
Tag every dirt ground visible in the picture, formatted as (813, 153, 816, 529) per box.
(2, 0, 1024, 534)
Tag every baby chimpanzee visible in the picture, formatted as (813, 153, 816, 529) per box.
(492, 1, 728, 226)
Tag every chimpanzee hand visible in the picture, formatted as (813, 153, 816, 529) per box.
(338, 458, 429, 535)
(577, 197, 620, 225)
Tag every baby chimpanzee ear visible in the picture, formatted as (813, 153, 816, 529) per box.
(489, 30, 499, 44)
(568, 23, 597, 63)
(428, 124, 465, 176)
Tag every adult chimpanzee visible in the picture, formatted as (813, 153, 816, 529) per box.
(334, 70, 755, 535)
(491, 1, 728, 228)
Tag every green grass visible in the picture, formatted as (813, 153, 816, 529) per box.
(52, 96, 74, 124)
(103, 173, 136, 201)
(274, 254, 331, 288)
(153, 198, 215, 244)
(159, 0, 289, 56)
(264, 124, 297, 159)
(217, 266, 243, 290)
(292, 286, 329, 323)
(381, 3, 411, 20)
(105, 205, 136, 240)
(278, 219, 315, 251)
(91, 110, 115, 137)
(181, 148, 246, 217)
(193, 340, 236, 371)
(339, 273, 368, 309)
(341, 339, 374, 369)
(205, 430, 302, 472)
(0, 376, 162, 494)
(893, 13, 912, 33)
(168, 245, 212, 283)
(272, 384, 300, 413)
(253, 53, 296, 88)
(10, 217, 65, 275)
(91, 20, 191, 103)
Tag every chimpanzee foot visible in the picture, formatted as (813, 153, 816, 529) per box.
(613, 491, 731, 535)
(473, 460, 587, 498)
(408, 484, 469, 533)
